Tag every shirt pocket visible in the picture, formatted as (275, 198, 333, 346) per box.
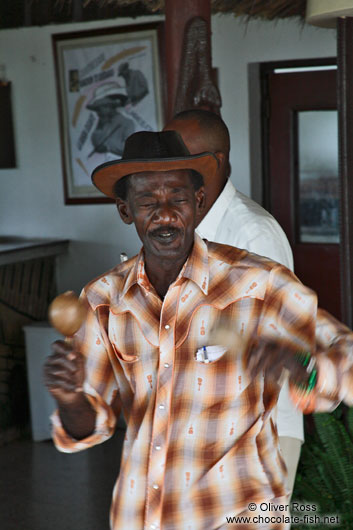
(109, 310, 141, 364)
(111, 342, 139, 364)
(108, 310, 159, 372)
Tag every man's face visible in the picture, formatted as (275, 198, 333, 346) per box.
(163, 119, 225, 216)
(95, 101, 118, 119)
(117, 169, 205, 262)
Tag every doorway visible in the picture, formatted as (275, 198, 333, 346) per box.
(260, 60, 340, 318)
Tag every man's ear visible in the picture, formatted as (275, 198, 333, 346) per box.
(195, 186, 206, 221)
(214, 151, 226, 169)
(116, 198, 134, 225)
(214, 150, 231, 177)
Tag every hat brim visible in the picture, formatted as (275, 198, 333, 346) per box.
(91, 152, 219, 199)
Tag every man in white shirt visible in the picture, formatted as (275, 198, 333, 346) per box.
(164, 109, 301, 495)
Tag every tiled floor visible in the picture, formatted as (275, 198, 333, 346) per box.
(0, 428, 125, 530)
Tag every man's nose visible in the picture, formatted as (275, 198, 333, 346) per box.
(152, 203, 177, 223)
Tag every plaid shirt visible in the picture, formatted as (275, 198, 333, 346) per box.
(52, 234, 353, 530)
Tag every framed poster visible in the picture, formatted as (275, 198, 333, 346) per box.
(52, 23, 164, 204)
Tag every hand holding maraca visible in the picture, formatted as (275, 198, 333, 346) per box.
(44, 291, 87, 406)
(43, 291, 96, 439)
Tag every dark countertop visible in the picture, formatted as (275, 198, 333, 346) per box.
(0, 236, 69, 266)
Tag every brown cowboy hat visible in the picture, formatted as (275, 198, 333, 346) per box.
(91, 130, 219, 199)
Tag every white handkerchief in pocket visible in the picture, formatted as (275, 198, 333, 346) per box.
(195, 345, 227, 363)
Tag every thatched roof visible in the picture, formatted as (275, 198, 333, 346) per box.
(0, 0, 307, 30)
(85, 0, 307, 20)
(211, 0, 307, 20)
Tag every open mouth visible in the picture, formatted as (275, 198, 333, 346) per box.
(150, 227, 181, 245)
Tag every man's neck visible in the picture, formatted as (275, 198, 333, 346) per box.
(202, 175, 228, 219)
(144, 250, 190, 299)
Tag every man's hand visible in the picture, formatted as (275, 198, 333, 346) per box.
(43, 340, 85, 405)
(43, 340, 96, 439)
(247, 338, 312, 389)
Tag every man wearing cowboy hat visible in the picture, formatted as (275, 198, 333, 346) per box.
(44, 130, 353, 530)
(87, 81, 134, 157)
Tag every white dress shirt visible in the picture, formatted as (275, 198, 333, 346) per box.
(197, 179, 303, 442)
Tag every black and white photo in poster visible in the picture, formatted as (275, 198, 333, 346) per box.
(53, 24, 163, 203)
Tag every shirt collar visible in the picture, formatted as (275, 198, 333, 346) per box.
(121, 233, 209, 298)
(121, 248, 147, 299)
(181, 232, 209, 295)
(196, 179, 236, 241)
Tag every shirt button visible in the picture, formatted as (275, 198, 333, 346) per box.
(158, 404, 165, 410)
(164, 324, 170, 330)
(155, 445, 161, 450)
(164, 363, 169, 368)
(152, 483, 159, 490)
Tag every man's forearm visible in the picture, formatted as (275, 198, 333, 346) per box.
(58, 392, 96, 440)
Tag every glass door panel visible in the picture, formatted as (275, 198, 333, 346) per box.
(297, 110, 339, 244)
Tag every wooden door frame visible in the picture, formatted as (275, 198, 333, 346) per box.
(263, 67, 341, 317)
(337, 18, 353, 328)
(259, 57, 337, 212)
(259, 53, 353, 327)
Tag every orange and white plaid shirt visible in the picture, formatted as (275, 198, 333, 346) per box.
(52, 234, 353, 530)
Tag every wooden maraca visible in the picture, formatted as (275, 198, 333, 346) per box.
(208, 319, 243, 353)
(48, 290, 87, 337)
(208, 319, 290, 386)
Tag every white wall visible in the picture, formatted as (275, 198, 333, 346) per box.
(0, 14, 336, 293)
(212, 15, 336, 196)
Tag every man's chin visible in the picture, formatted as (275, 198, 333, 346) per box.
(147, 235, 189, 258)
(151, 241, 183, 256)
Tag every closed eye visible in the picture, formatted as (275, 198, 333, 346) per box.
(138, 202, 156, 208)
(173, 195, 189, 203)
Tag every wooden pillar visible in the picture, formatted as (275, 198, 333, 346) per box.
(337, 17, 353, 327)
(164, 0, 211, 121)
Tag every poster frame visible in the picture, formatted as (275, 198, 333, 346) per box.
(52, 22, 165, 204)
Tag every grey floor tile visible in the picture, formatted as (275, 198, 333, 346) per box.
(0, 428, 125, 530)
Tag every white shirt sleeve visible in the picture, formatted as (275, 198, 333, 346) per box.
(242, 228, 294, 271)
